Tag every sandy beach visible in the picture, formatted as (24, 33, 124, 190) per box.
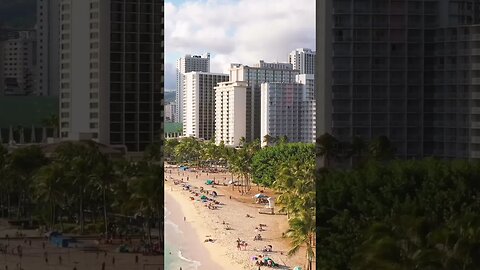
(164, 164, 305, 270)
(0, 220, 162, 270)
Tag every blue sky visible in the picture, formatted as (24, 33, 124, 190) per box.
(164, 0, 315, 90)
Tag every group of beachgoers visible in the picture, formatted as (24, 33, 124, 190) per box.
(253, 254, 278, 268)
(236, 238, 248, 251)
(165, 164, 288, 269)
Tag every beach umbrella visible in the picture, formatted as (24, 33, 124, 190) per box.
(293, 267, 302, 270)
(201, 195, 207, 200)
(254, 193, 267, 198)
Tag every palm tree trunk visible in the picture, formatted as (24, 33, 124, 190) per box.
(50, 200, 55, 226)
(7, 194, 10, 218)
(16, 194, 21, 219)
(147, 218, 152, 245)
(157, 202, 163, 246)
(79, 192, 84, 234)
(103, 187, 108, 238)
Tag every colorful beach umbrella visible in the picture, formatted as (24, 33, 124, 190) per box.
(254, 193, 267, 198)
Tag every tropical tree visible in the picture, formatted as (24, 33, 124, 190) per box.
(350, 136, 367, 166)
(8, 146, 47, 218)
(41, 114, 59, 138)
(286, 210, 316, 270)
(263, 134, 272, 147)
(129, 162, 163, 247)
(34, 162, 66, 227)
(275, 159, 316, 269)
(368, 135, 395, 161)
(278, 135, 289, 145)
(316, 133, 340, 169)
(144, 142, 162, 162)
(239, 136, 246, 148)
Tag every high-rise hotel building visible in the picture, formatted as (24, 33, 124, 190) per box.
(289, 48, 316, 75)
(318, 0, 480, 160)
(59, 0, 163, 152)
(229, 61, 299, 141)
(260, 74, 316, 145)
(1, 31, 36, 96)
(36, 0, 61, 96)
(214, 81, 249, 146)
(183, 72, 228, 140)
(176, 53, 210, 124)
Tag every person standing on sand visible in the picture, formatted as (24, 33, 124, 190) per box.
(135, 254, 139, 263)
(101, 262, 105, 270)
(112, 256, 115, 265)
(184, 216, 186, 222)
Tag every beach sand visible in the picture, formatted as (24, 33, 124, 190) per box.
(0, 220, 162, 270)
(165, 164, 305, 270)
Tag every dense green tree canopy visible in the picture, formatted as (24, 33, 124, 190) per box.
(252, 143, 314, 187)
(317, 158, 480, 270)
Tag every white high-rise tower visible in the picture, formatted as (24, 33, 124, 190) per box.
(288, 48, 315, 75)
(36, 0, 61, 96)
(176, 53, 210, 123)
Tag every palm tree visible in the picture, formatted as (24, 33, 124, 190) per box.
(274, 160, 315, 217)
(144, 142, 162, 162)
(0, 144, 10, 217)
(34, 162, 66, 227)
(278, 135, 289, 145)
(368, 136, 395, 161)
(316, 133, 340, 169)
(263, 134, 272, 147)
(41, 114, 59, 138)
(239, 137, 246, 148)
(350, 136, 367, 166)
(90, 153, 115, 238)
(8, 146, 47, 218)
(285, 210, 316, 270)
(130, 163, 163, 247)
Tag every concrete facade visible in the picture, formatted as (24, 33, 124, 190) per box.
(289, 48, 316, 75)
(183, 72, 229, 140)
(214, 81, 248, 147)
(36, 0, 61, 96)
(59, 0, 163, 152)
(318, 0, 480, 160)
(176, 53, 210, 124)
(2, 31, 36, 96)
(229, 62, 299, 141)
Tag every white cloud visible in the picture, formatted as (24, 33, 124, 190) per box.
(165, 0, 315, 74)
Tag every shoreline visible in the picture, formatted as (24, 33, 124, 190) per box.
(165, 187, 241, 269)
(164, 165, 305, 270)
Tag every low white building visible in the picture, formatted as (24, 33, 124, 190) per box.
(214, 81, 248, 146)
(183, 72, 229, 140)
